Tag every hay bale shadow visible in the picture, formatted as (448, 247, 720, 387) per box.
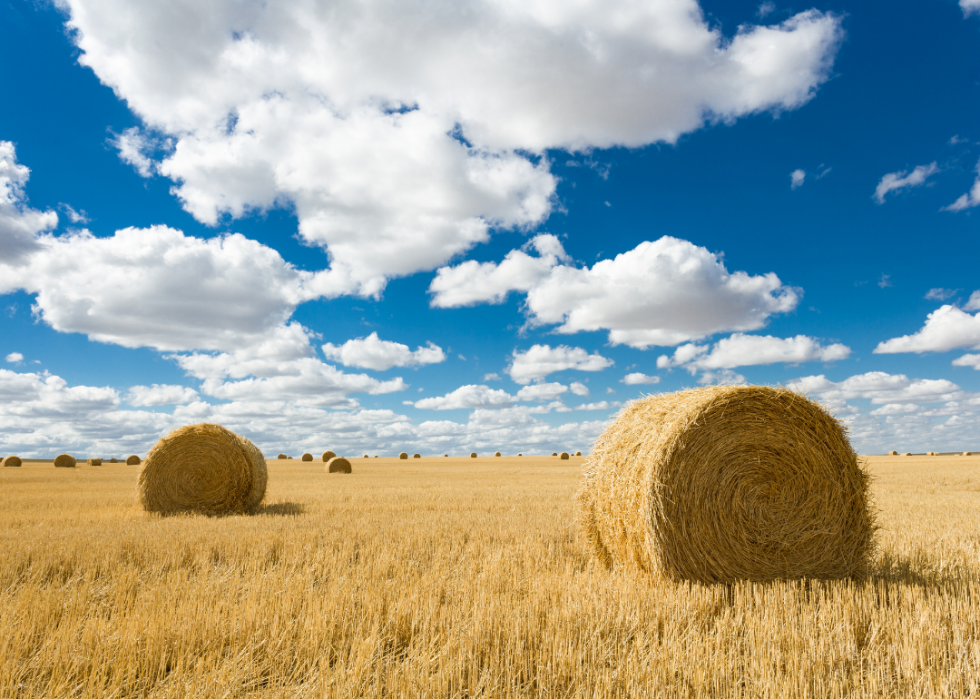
(254, 502, 306, 517)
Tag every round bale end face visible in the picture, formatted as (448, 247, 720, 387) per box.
(552, 452, 558, 457)
(903, 452, 912, 456)
(576, 385, 876, 584)
(126, 455, 141, 465)
(326, 457, 352, 473)
(277, 453, 288, 459)
(321, 450, 336, 462)
(301, 453, 313, 462)
(138, 423, 267, 515)
(109, 458, 118, 463)
(494, 451, 501, 457)
(413, 453, 421, 458)
(560, 452, 570, 460)
(399, 452, 408, 459)
(575, 451, 582, 456)
(964, 452, 972, 456)
(3, 456, 22, 467)
(364, 455, 368, 458)
(54, 454, 76, 468)
(888, 450, 898, 456)
(87, 458, 102, 466)
(470, 452, 477, 458)
(518, 453, 522, 457)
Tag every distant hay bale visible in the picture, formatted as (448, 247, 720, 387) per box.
(277, 453, 288, 459)
(399, 452, 408, 459)
(326, 457, 352, 473)
(518, 453, 522, 457)
(413, 453, 421, 458)
(552, 452, 558, 457)
(301, 453, 313, 462)
(964, 452, 972, 456)
(87, 458, 102, 466)
(126, 455, 141, 465)
(3, 456, 22, 467)
(575, 451, 582, 456)
(888, 450, 898, 456)
(321, 450, 336, 462)
(109, 458, 118, 463)
(560, 452, 570, 460)
(577, 385, 876, 583)
(364, 455, 368, 458)
(494, 451, 501, 457)
(927, 451, 936, 456)
(903, 452, 912, 456)
(54, 454, 76, 468)
(470, 452, 477, 458)
(137, 423, 267, 515)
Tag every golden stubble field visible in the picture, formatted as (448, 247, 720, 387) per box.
(1, 454, 978, 698)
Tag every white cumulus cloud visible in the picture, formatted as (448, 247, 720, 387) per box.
(321, 332, 445, 371)
(569, 381, 590, 396)
(952, 354, 980, 370)
(874, 305, 980, 354)
(622, 372, 661, 385)
(786, 372, 965, 405)
(515, 382, 568, 402)
(0, 142, 58, 264)
(658, 333, 850, 370)
(5, 352, 23, 363)
(60, 0, 842, 296)
(506, 344, 613, 384)
(412, 384, 516, 410)
(962, 0, 980, 17)
(873, 162, 939, 204)
(790, 169, 805, 189)
(126, 384, 199, 407)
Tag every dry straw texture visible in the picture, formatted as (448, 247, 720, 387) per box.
(326, 457, 352, 473)
(889, 450, 898, 456)
(301, 453, 313, 462)
(53, 454, 76, 468)
(86, 458, 102, 466)
(577, 385, 876, 583)
(399, 452, 408, 460)
(470, 452, 477, 458)
(560, 452, 570, 460)
(277, 454, 287, 459)
(126, 455, 141, 465)
(321, 451, 336, 461)
(137, 423, 267, 515)
(495, 452, 502, 457)
(3, 456, 21, 467)
(413, 454, 421, 459)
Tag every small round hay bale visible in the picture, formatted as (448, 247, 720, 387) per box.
(109, 458, 118, 463)
(321, 450, 336, 462)
(927, 451, 936, 456)
(301, 453, 313, 462)
(326, 457, 352, 473)
(413, 453, 421, 458)
(54, 454, 76, 468)
(3, 456, 22, 467)
(87, 458, 102, 466)
(277, 453, 288, 459)
(964, 452, 972, 456)
(470, 452, 477, 458)
(560, 452, 570, 460)
(577, 385, 876, 583)
(518, 453, 522, 457)
(399, 452, 408, 459)
(552, 452, 558, 457)
(138, 423, 267, 515)
(494, 451, 501, 457)
(375, 455, 378, 458)
(903, 452, 912, 456)
(575, 451, 582, 456)
(888, 450, 898, 456)
(364, 455, 369, 458)
(126, 455, 141, 465)
(444, 454, 448, 457)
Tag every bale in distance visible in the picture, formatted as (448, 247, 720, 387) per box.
(87, 458, 102, 466)
(888, 450, 898, 456)
(321, 450, 336, 461)
(494, 451, 501, 457)
(138, 423, 267, 515)
(301, 453, 313, 462)
(3, 456, 22, 467)
(413, 453, 421, 458)
(326, 457, 352, 473)
(364, 455, 369, 458)
(903, 452, 912, 456)
(575, 451, 582, 456)
(560, 452, 570, 460)
(109, 458, 118, 463)
(577, 385, 876, 583)
(277, 453, 288, 459)
(54, 454, 76, 468)
(126, 455, 141, 465)
(518, 453, 522, 457)
(552, 452, 558, 457)
(927, 451, 937, 456)
(964, 452, 973, 456)
(470, 452, 477, 458)
(399, 452, 408, 459)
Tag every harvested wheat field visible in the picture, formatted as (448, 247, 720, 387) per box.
(0, 453, 978, 697)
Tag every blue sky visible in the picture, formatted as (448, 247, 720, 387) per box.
(1, 0, 979, 456)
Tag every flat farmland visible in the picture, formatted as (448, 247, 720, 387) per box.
(1, 454, 978, 697)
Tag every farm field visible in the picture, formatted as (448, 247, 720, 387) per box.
(1, 454, 979, 697)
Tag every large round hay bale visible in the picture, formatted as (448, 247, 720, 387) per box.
(3, 456, 22, 467)
(326, 457, 352, 473)
(494, 451, 501, 457)
(126, 455, 141, 465)
(54, 454, 76, 468)
(301, 453, 313, 462)
(277, 453, 288, 459)
(413, 453, 421, 458)
(399, 452, 408, 459)
(577, 385, 875, 583)
(888, 450, 898, 456)
(560, 452, 570, 460)
(321, 450, 336, 461)
(87, 458, 102, 466)
(137, 423, 267, 515)
(470, 452, 477, 458)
